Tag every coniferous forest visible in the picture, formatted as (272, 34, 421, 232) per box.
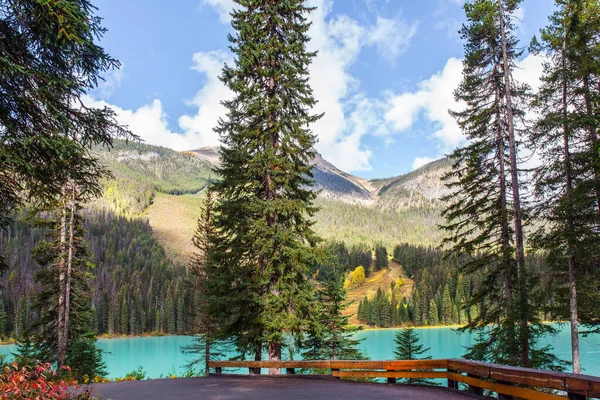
(0, 0, 599, 389)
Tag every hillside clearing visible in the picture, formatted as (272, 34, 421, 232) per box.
(147, 192, 204, 264)
(345, 260, 413, 325)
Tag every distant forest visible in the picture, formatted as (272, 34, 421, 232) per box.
(0, 211, 556, 338)
(0, 211, 192, 338)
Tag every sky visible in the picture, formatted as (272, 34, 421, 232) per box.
(89, 0, 555, 179)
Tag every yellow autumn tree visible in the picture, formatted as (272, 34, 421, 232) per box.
(343, 266, 366, 289)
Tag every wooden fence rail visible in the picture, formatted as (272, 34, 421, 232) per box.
(208, 358, 600, 400)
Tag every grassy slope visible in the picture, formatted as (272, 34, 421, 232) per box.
(344, 260, 413, 325)
(146, 192, 204, 264)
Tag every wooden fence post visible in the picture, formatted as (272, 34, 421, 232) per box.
(215, 367, 222, 374)
(497, 382, 514, 400)
(467, 374, 484, 396)
(447, 369, 457, 389)
(286, 368, 296, 375)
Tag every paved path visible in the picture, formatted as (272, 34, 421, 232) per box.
(92, 375, 485, 400)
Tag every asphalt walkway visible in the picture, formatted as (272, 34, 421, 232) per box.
(92, 375, 486, 400)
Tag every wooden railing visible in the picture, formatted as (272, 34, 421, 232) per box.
(208, 359, 600, 400)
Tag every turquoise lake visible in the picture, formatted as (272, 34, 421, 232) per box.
(1, 324, 599, 379)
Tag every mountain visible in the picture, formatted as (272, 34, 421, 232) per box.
(372, 157, 452, 211)
(90, 141, 449, 261)
(187, 147, 374, 204)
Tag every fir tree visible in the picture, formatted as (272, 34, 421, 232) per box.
(301, 268, 365, 361)
(186, 188, 220, 375)
(393, 328, 435, 385)
(530, 0, 600, 373)
(13, 334, 37, 367)
(442, 0, 558, 368)
(442, 285, 453, 325)
(0, 0, 132, 272)
(428, 299, 439, 326)
(0, 299, 6, 337)
(374, 246, 388, 271)
(32, 192, 106, 380)
(209, 0, 322, 372)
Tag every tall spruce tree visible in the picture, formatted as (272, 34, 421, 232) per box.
(530, 0, 600, 374)
(209, 0, 321, 373)
(442, 0, 558, 368)
(185, 187, 223, 376)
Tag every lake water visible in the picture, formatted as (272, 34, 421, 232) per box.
(1, 324, 598, 379)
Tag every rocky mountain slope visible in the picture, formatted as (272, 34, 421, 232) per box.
(92, 141, 450, 260)
(187, 146, 451, 207)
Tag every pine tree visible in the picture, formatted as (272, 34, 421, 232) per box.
(166, 288, 176, 335)
(32, 193, 106, 380)
(119, 288, 129, 335)
(442, 0, 557, 368)
(301, 268, 365, 361)
(413, 289, 423, 326)
(13, 334, 37, 367)
(0, 299, 6, 337)
(393, 328, 435, 385)
(209, 0, 322, 372)
(0, 0, 131, 272)
(374, 246, 388, 271)
(428, 299, 439, 326)
(187, 188, 220, 374)
(530, 0, 600, 374)
(455, 275, 467, 324)
(442, 285, 453, 325)
(390, 291, 399, 327)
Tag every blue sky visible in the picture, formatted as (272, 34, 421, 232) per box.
(90, 0, 555, 179)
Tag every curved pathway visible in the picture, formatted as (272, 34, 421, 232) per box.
(92, 375, 486, 400)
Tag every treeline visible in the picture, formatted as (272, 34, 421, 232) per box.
(0, 211, 194, 338)
(356, 243, 549, 328)
(314, 198, 444, 248)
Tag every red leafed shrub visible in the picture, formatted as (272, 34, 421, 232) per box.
(0, 362, 93, 400)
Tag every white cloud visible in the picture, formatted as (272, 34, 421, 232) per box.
(93, 66, 125, 100)
(412, 156, 436, 170)
(82, 50, 234, 151)
(383, 54, 547, 153)
(83, 96, 186, 149)
(178, 50, 234, 148)
(385, 57, 465, 151)
(85, 51, 232, 151)
(513, 53, 545, 92)
(201, 0, 235, 24)
(366, 16, 418, 62)
(305, 0, 373, 171)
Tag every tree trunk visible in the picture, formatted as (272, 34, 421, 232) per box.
(268, 341, 281, 375)
(64, 185, 76, 357)
(57, 186, 68, 370)
(498, 0, 528, 367)
(250, 342, 262, 375)
(496, 77, 516, 365)
(561, 4, 581, 373)
(205, 336, 211, 377)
